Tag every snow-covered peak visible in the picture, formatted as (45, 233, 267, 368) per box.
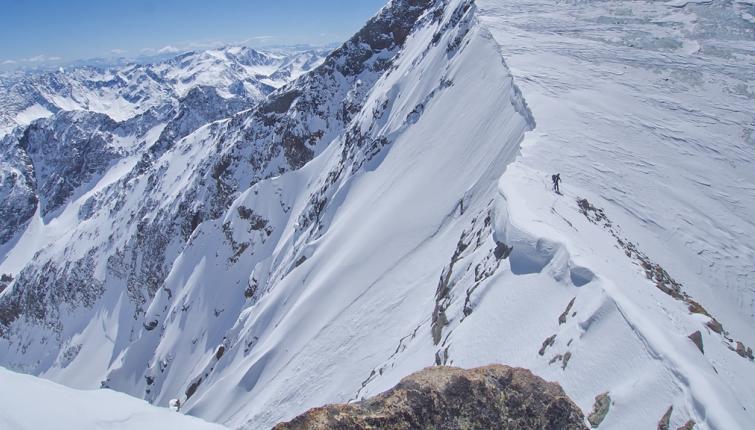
(0, 46, 329, 136)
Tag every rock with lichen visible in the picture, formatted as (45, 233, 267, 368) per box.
(588, 392, 611, 428)
(274, 365, 587, 430)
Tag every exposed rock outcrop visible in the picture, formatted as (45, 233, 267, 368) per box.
(587, 392, 611, 428)
(688, 331, 704, 354)
(0, 130, 39, 244)
(658, 406, 673, 430)
(274, 365, 587, 430)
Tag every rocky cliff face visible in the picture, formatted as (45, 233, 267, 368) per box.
(274, 365, 587, 430)
(18, 111, 124, 216)
(0, 132, 37, 244)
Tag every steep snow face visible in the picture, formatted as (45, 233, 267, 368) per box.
(1, 1, 754, 430)
(97, 0, 535, 428)
(0, 0, 446, 405)
(0, 366, 228, 430)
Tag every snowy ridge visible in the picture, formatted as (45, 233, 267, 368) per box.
(0, 0, 754, 429)
(0, 366, 227, 430)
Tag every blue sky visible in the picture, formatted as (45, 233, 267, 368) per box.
(0, 0, 387, 68)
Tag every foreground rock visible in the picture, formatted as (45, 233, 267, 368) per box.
(274, 365, 587, 430)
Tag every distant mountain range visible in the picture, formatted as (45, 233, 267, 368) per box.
(0, 46, 331, 136)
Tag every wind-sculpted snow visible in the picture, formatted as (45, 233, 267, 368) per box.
(470, 0, 755, 428)
(1, 0, 754, 429)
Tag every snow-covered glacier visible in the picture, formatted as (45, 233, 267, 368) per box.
(1, 0, 753, 429)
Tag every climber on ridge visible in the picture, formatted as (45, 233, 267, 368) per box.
(552, 173, 562, 194)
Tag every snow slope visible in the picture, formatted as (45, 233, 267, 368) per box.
(0, 366, 227, 430)
(0, 0, 753, 429)
(478, 0, 755, 342)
